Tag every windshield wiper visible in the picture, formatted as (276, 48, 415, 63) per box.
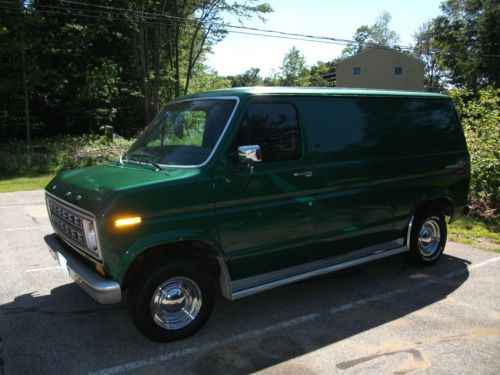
(119, 152, 126, 166)
(124, 153, 165, 171)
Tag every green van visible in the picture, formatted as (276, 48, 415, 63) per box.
(44, 87, 470, 341)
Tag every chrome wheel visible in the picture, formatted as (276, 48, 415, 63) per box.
(418, 218, 441, 257)
(150, 276, 202, 330)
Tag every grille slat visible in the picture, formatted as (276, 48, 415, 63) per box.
(46, 195, 100, 260)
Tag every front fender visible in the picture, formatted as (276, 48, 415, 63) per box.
(116, 229, 223, 284)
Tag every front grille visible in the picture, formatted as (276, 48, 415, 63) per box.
(50, 214, 87, 247)
(46, 194, 100, 260)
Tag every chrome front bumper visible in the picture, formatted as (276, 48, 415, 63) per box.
(44, 234, 121, 304)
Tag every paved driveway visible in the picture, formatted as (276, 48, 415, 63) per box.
(0, 190, 499, 375)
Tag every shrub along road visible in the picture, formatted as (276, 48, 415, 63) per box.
(0, 190, 499, 375)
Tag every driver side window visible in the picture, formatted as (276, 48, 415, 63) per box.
(237, 103, 301, 162)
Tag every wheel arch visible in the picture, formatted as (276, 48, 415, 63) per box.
(413, 196, 454, 219)
(406, 195, 454, 247)
(119, 237, 230, 297)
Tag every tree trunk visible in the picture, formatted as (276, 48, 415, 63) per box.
(138, 24, 150, 124)
(152, 0, 168, 115)
(184, 26, 211, 95)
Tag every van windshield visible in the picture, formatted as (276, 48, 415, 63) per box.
(125, 99, 237, 167)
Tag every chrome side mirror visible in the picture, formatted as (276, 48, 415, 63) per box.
(237, 145, 262, 163)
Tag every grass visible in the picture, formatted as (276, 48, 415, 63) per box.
(0, 174, 55, 193)
(449, 216, 500, 252)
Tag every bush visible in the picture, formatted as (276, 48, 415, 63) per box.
(450, 86, 500, 218)
(0, 134, 134, 178)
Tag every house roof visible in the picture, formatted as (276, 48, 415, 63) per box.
(337, 46, 425, 66)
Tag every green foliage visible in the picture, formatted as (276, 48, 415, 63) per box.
(228, 68, 263, 87)
(0, 134, 133, 178)
(414, 0, 500, 91)
(308, 60, 338, 87)
(277, 47, 310, 86)
(413, 21, 447, 93)
(189, 68, 231, 93)
(342, 11, 400, 57)
(0, 0, 271, 141)
(449, 86, 500, 215)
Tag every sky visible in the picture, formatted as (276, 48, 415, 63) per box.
(206, 0, 443, 77)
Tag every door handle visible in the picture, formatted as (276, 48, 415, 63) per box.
(293, 171, 313, 178)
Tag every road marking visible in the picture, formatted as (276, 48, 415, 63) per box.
(24, 266, 60, 273)
(89, 313, 319, 375)
(89, 256, 500, 375)
(4, 226, 41, 232)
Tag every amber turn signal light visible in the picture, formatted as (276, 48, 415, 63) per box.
(115, 216, 142, 228)
(95, 264, 106, 277)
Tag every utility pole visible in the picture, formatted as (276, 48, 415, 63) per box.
(19, 0, 31, 148)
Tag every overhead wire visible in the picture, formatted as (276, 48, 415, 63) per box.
(1, 1, 499, 59)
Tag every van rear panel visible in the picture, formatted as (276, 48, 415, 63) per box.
(299, 95, 468, 258)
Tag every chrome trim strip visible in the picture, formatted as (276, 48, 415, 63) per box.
(230, 239, 408, 300)
(233, 238, 404, 293)
(45, 191, 103, 262)
(125, 96, 240, 169)
(406, 216, 414, 247)
(44, 234, 121, 304)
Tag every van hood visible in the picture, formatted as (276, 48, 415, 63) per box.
(45, 163, 199, 214)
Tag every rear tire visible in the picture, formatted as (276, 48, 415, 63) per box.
(409, 210, 447, 266)
(127, 261, 215, 342)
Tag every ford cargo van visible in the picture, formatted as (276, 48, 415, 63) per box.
(44, 87, 470, 341)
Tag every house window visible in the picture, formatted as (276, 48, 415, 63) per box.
(395, 66, 403, 75)
(353, 67, 361, 75)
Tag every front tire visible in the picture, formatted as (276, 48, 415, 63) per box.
(409, 210, 447, 266)
(128, 261, 215, 342)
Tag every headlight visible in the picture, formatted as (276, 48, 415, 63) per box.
(83, 219, 98, 251)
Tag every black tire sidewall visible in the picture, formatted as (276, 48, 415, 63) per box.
(410, 212, 447, 265)
(128, 261, 215, 342)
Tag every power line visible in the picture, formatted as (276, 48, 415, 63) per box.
(56, 0, 500, 58)
(60, 0, 357, 45)
(1, 2, 499, 59)
(0, 3, 353, 47)
(57, 0, 420, 52)
(0, 3, 355, 47)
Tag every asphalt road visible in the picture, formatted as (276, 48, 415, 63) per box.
(0, 190, 499, 375)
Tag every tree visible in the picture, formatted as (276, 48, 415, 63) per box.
(422, 0, 500, 91)
(0, 0, 272, 141)
(342, 11, 400, 57)
(308, 59, 339, 87)
(371, 11, 400, 46)
(188, 67, 231, 93)
(413, 21, 447, 92)
(228, 67, 263, 87)
(278, 47, 309, 86)
(134, 0, 272, 124)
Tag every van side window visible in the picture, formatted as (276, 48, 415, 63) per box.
(237, 103, 301, 162)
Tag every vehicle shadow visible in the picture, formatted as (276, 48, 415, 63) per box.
(0, 253, 470, 374)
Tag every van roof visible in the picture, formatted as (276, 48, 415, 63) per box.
(181, 86, 449, 100)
